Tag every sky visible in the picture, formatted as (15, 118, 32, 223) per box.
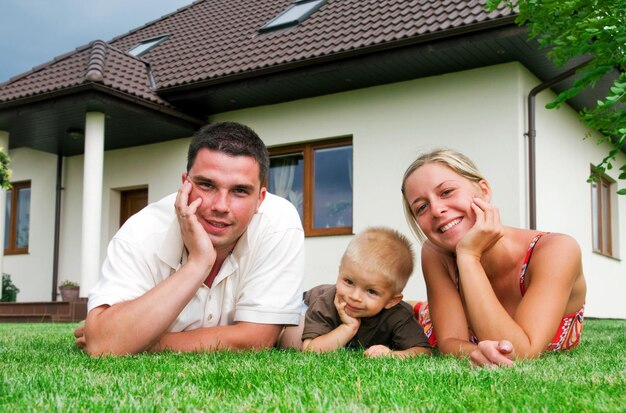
(0, 0, 195, 83)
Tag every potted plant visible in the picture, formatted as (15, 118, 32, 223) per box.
(59, 280, 80, 302)
(1, 273, 19, 302)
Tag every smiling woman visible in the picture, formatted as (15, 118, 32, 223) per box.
(401, 148, 587, 368)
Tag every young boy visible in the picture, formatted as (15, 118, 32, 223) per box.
(302, 227, 431, 358)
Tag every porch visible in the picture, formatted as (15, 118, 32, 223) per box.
(0, 299, 87, 323)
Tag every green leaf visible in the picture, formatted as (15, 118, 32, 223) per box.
(617, 188, 626, 195)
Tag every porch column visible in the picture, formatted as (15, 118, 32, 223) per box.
(80, 112, 105, 298)
(0, 131, 8, 280)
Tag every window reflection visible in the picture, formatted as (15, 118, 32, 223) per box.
(313, 146, 352, 229)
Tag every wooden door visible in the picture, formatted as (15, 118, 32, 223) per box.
(120, 188, 148, 227)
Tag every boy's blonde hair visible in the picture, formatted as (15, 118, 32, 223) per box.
(341, 226, 414, 293)
(400, 148, 486, 243)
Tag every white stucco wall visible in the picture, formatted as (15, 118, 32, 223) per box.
(527, 71, 626, 318)
(3, 148, 58, 301)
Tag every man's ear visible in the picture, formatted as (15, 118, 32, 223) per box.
(255, 187, 267, 212)
(478, 179, 492, 202)
(181, 172, 188, 184)
(384, 293, 403, 309)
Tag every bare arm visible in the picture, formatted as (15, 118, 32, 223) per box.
(456, 198, 583, 359)
(421, 242, 479, 358)
(82, 182, 216, 356)
(151, 322, 283, 352)
(302, 294, 360, 353)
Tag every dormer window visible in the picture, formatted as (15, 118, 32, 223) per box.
(259, 0, 325, 33)
(128, 35, 169, 57)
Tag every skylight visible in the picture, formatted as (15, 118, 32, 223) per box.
(259, 0, 325, 33)
(127, 35, 169, 57)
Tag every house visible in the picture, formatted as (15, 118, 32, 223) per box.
(0, 0, 624, 318)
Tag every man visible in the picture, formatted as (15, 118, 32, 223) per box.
(75, 121, 304, 355)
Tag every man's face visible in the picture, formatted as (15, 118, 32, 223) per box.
(184, 148, 266, 256)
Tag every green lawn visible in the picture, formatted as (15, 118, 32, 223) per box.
(1, 319, 624, 412)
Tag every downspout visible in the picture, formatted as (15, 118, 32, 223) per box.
(51, 154, 63, 301)
(526, 60, 591, 229)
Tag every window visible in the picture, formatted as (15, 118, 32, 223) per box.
(259, 0, 325, 33)
(590, 172, 614, 256)
(268, 138, 352, 236)
(4, 181, 31, 255)
(127, 35, 169, 57)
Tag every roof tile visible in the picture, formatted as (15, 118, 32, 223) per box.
(0, 0, 514, 105)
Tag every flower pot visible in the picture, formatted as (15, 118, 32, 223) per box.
(59, 286, 80, 302)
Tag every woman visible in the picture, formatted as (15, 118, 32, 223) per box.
(401, 149, 586, 367)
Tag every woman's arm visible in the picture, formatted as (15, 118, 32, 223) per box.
(421, 242, 478, 357)
(456, 198, 583, 358)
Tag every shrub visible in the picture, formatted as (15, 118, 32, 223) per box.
(1, 273, 19, 302)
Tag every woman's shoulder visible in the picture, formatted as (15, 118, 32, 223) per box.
(535, 232, 581, 256)
(421, 240, 457, 276)
(508, 228, 580, 255)
(521, 230, 583, 280)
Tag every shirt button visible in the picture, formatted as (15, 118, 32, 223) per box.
(207, 314, 213, 321)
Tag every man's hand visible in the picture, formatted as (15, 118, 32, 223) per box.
(469, 340, 515, 368)
(176, 180, 216, 276)
(74, 323, 86, 349)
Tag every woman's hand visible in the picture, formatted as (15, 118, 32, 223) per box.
(176, 180, 216, 275)
(334, 293, 361, 332)
(469, 340, 515, 368)
(456, 197, 504, 259)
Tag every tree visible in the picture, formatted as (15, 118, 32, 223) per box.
(486, 0, 626, 194)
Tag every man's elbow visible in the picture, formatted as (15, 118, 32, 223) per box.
(83, 337, 132, 357)
(83, 327, 141, 357)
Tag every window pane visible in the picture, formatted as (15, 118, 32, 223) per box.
(4, 189, 11, 250)
(16, 187, 30, 248)
(261, 0, 324, 31)
(601, 181, 610, 253)
(313, 145, 352, 228)
(269, 153, 304, 220)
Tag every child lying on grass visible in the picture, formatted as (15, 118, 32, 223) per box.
(301, 227, 431, 358)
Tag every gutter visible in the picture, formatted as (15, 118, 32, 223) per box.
(526, 60, 591, 229)
(51, 154, 63, 301)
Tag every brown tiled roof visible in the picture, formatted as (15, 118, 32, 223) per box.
(0, 40, 172, 106)
(0, 0, 514, 104)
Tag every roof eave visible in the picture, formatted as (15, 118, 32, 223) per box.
(158, 15, 519, 96)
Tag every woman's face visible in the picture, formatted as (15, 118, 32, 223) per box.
(403, 162, 488, 251)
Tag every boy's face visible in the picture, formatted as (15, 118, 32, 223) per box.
(335, 258, 402, 319)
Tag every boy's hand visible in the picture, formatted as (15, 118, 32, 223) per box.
(334, 293, 360, 332)
(363, 344, 392, 358)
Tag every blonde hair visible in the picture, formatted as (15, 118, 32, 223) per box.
(401, 148, 486, 243)
(341, 226, 414, 293)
